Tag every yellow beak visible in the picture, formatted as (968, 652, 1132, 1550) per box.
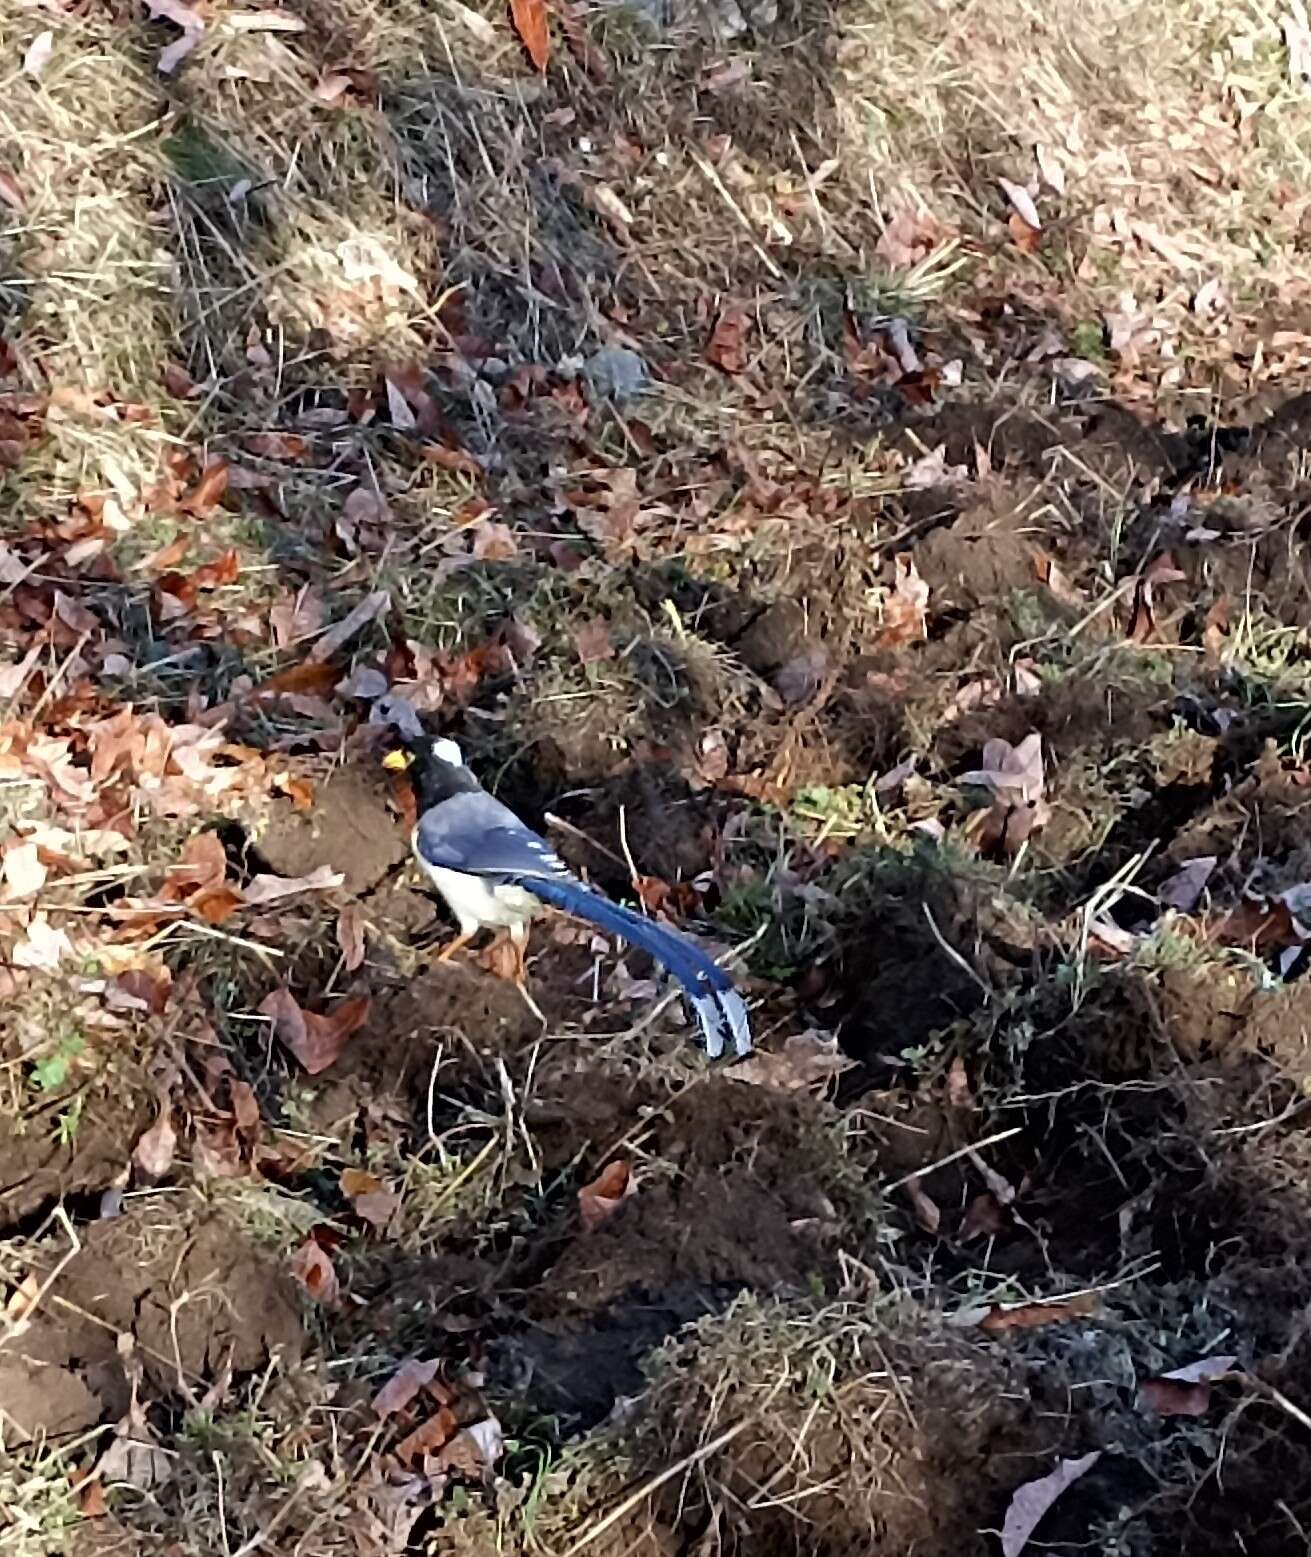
(381, 749, 411, 772)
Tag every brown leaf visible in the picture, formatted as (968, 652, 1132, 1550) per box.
(726, 1031, 855, 1093)
(1139, 1355, 1237, 1417)
(255, 658, 342, 697)
(904, 1176, 941, 1234)
(959, 1192, 1006, 1241)
(509, 0, 550, 69)
(77, 1480, 108, 1518)
(229, 1079, 261, 1135)
(260, 989, 370, 1074)
(395, 1408, 459, 1467)
(978, 1295, 1097, 1333)
(1139, 1378, 1211, 1416)
(341, 1166, 399, 1229)
(373, 1357, 440, 1418)
(336, 903, 366, 971)
(573, 619, 615, 664)
(189, 884, 245, 925)
(244, 431, 308, 461)
(706, 308, 751, 373)
(579, 1160, 634, 1230)
(290, 1238, 339, 1305)
(470, 520, 518, 561)
(179, 460, 230, 516)
(946, 1056, 974, 1110)
(876, 553, 929, 647)
(876, 209, 943, 268)
(1007, 212, 1042, 253)
(133, 1106, 177, 1179)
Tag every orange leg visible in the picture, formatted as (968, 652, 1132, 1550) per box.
(436, 929, 477, 963)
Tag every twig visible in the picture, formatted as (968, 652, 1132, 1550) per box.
(921, 904, 994, 1002)
(883, 1126, 1023, 1193)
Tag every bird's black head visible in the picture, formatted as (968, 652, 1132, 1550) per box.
(382, 734, 481, 810)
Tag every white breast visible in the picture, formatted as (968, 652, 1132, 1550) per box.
(420, 862, 539, 936)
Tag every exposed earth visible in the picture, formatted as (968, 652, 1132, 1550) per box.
(4, 0, 1311, 1554)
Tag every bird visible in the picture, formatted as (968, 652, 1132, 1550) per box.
(381, 735, 752, 1059)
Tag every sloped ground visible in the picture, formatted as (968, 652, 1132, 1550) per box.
(4, 0, 1311, 1553)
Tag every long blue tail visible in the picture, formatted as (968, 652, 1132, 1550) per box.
(511, 875, 751, 1059)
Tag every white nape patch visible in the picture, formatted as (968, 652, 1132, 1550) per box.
(431, 737, 464, 768)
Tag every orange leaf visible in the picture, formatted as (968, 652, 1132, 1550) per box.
(179, 459, 230, 516)
(706, 308, 750, 373)
(578, 1159, 634, 1230)
(189, 883, 245, 925)
(396, 1408, 459, 1467)
(290, 1238, 339, 1304)
(260, 989, 370, 1074)
(255, 659, 342, 697)
(978, 1295, 1096, 1333)
(509, 0, 550, 70)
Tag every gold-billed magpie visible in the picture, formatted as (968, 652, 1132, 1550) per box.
(382, 736, 752, 1059)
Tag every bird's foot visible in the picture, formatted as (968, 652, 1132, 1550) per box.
(434, 930, 476, 963)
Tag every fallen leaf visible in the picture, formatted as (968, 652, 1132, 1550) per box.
(774, 646, 829, 707)
(946, 1056, 974, 1110)
(962, 733, 1045, 806)
(905, 1176, 941, 1234)
(241, 865, 344, 906)
(395, 1408, 459, 1467)
(23, 29, 54, 79)
(308, 590, 390, 663)
(509, 0, 550, 69)
(1001, 1452, 1100, 1557)
(877, 553, 930, 646)
(876, 209, 943, 268)
(1127, 552, 1187, 644)
(959, 1192, 1006, 1241)
(290, 1238, 339, 1305)
(373, 1358, 440, 1418)
(433, 1415, 504, 1475)
(1140, 1354, 1237, 1417)
(726, 1030, 855, 1092)
(260, 989, 370, 1074)
(77, 1480, 108, 1518)
(341, 1166, 399, 1229)
(998, 177, 1042, 231)
(579, 1160, 634, 1230)
(12, 913, 73, 969)
(978, 1295, 1096, 1333)
(706, 308, 751, 373)
(133, 1106, 177, 1179)
(470, 520, 518, 561)
(146, 0, 204, 72)
(1159, 856, 1217, 913)
(2, 842, 47, 900)
(336, 903, 366, 971)
(1008, 213, 1042, 253)
(179, 460, 230, 516)
(256, 659, 342, 697)
(244, 430, 308, 461)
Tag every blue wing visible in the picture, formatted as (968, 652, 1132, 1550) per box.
(414, 792, 570, 880)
